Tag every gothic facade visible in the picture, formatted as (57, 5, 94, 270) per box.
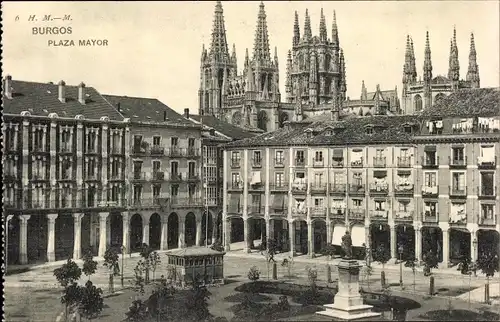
(401, 29, 480, 115)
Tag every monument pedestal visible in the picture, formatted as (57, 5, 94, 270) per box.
(317, 260, 381, 321)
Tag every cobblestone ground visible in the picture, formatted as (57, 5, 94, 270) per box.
(4, 248, 497, 321)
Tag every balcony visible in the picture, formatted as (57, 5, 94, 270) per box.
(247, 205, 264, 214)
(397, 157, 412, 168)
(31, 173, 48, 182)
(274, 158, 285, 168)
(270, 183, 289, 192)
(394, 183, 414, 196)
(330, 208, 346, 219)
(59, 173, 74, 182)
(169, 173, 183, 182)
(228, 182, 244, 192)
(449, 186, 467, 198)
(309, 183, 327, 194)
(349, 209, 365, 220)
(132, 146, 147, 155)
(248, 182, 265, 192)
(186, 148, 201, 158)
(110, 147, 122, 155)
(421, 156, 439, 169)
(479, 216, 496, 226)
(85, 146, 98, 155)
(373, 157, 386, 168)
(292, 207, 307, 216)
(151, 171, 165, 181)
(230, 159, 241, 168)
(4, 199, 21, 209)
(252, 158, 262, 168)
(131, 172, 147, 181)
(350, 158, 363, 168)
(291, 181, 307, 194)
(171, 197, 203, 207)
(422, 186, 439, 197)
(85, 173, 100, 181)
(187, 173, 200, 182)
(310, 207, 326, 218)
(370, 210, 389, 220)
(109, 173, 123, 181)
(449, 156, 467, 169)
(369, 182, 389, 195)
(60, 145, 72, 154)
(205, 176, 217, 184)
(270, 206, 288, 216)
(348, 184, 365, 195)
(167, 147, 184, 157)
(422, 211, 439, 223)
(295, 158, 305, 167)
(312, 158, 325, 168)
(478, 186, 496, 199)
(331, 159, 344, 168)
(150, 145, 165, 156)
(329, 183, 346, 195)
(478, 156, 497, 169)
(394, 210, 414, 222)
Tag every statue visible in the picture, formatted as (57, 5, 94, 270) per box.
(341, 231, 353, 259)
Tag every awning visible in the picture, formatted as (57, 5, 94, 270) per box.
(228, 194, 241, 213)
(272, 194, 285, 211)
(332, 225, 346, 246)
(424, 145, 436, 152)
(373, 170, 387, 178)
(332, 149, 343, 158)
(351, 225, 365, 247)
(250, 171, 262, 185)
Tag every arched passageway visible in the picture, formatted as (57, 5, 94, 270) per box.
(421, 227, 443, 262)
(230, 217, 244, 243)
(185, 212, 197, 247)
(370, 223, 390, 261)
(273, 219, 289, 253)
(55, 214, 74, 261)
(478, 230, 500, 259)
(130, 214, 143, 252)
(7, 215, 20, 265)
(313, 220, 327, 255)
(149, 213, 162, 250)
(109, 213, 123, 252)
(167, 213, 179, 249)
(201, 212, 214, 246)
(396, 224, 415, 261)
(294, 220, 308, 255)
(449, 228, 471, 264)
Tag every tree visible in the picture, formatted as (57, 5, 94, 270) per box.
(103, 248, 119, 294)
(54, 259, 82, 288)
(149, 275, 176, 321)
(61, 282, 83, 321)
(131, 261, 146, 299)
(140, 243, 153, 284)
(125, 299, 149, 322)
(82, 249, 98, 281)
(186, 275, 212, 321)
(149, 251, 161, 282)
(476, 251, 499, 304)
(78, 280, 104, 321)
(260, 238, 278, 280)
(373, 244, 391, 288)
(247, 266, 260, 293)
(281, 257, 294, 278)
(422, 250, 439, 276)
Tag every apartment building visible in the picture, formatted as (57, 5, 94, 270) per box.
(222, 88, 500, 267)
(3, 75, 206, 266)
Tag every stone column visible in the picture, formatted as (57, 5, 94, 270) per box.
(308, 221, 314, 258)
(243, 218, 250, 253)
(19, 215, 31, 265)
(211, 216, 218, 244)
(442, 229, 449, 268)
(225, 219, 232, 250)
(160, 216, 168, 250)
(89, 214, 96, 248)
(390, 225, 396, 260)
(196, 219, 202, 246)
(289, 220, 295, 257)
(72, 213, 83, 260)
(265, 219, 271, 246)
(106, 217, 112, 247)
(98, 212, 109, 257)
(47, 214, 58, 262)
(142, 218, 150, 245)
(178, 218, 185, 248)
(326, 220, 332, 248)
(122, 212, 130, 253)
(415, 226, 422, 262)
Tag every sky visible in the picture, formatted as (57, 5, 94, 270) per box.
(2, 1, 499, 115)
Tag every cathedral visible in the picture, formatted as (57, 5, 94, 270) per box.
(401, 29, 480, 114)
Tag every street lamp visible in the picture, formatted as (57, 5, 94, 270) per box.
(120, 245, 125, 288)
(398, 245, 404, 289)
(472, 237, 478, 277)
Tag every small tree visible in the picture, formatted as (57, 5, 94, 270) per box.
(405, 257, 418, 292)
(186, 275, 212, 321)
(149, 251, 161, 282)
(103, 248, 120, 294)
(54, 259, 82, 288)
(82, 249, 98, 281)
(374, 244, 391, 287)
(125, 299, 149, 322)
(150, 275, 176, 321)
(131, 261, 146, 299)
(306, 266, 318, 296)
(364, 265, 373, 290)
(78, 280, 104, 321)
(61, 282, 83, 321)
(140, 243, 153, 284)
(260, 238, 278, 280)
(476, 251, 499, 304)
(422, 250, 439, 276)
(281, 257, 294, 278)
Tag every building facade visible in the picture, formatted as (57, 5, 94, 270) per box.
(222, 88, 500, 267)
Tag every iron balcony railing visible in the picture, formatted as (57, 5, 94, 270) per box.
(349, 209, 365, 220)
(349, 184, 365, 194)
(151, 171, 165, 181)
(295, 158, 305, 167)
(150, 145, 165, 155)
(394, 183, 414, 194)
(252, 158, 262, 168)
(270, 183, 289, 192)
(309, 207, 326, 217)
(248, 182, 265, 191)
(132, 172, 147, 180)
(421, 156, 439, 168)
(422, 211, 439, 223)
(230, 159, 241, 168)
(274, 158, 285, 167)
(394, 210, 414, 221)
(331, 159, 344, 168)
(312, 158, 325, 167)
(421, 185, 439, 196)
(330, 207, 346, 218)
(397, 156, 412, 168)
(350, 157, 363, 168)
(478, 185, 496, 198)
(329, 183, 346, 194)
(186, 148, 201, 158)
(309, 183, 327, 193)
(247, 205, 265, 214)
(370, 210, 389, 219)
(449, 186, 467, 197)
(228, 182, 244, 191)
(369, 183, 389, 194)
(449, 156, 467, 168)
(373, 157, 386, 168)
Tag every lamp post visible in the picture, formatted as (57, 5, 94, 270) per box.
(398, 245, 404, 289)
(120, 245, 125, 288)
(472, 237, 478, 277)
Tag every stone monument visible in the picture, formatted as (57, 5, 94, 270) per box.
(317, 231, 381, 320)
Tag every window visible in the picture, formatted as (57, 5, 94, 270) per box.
(61, 131, 71, 151)
(251, 194, 261, 206)
(133, 135, 142, 152)
(353, 199, 362, 208)
(452, 147, 464, 162)
(375, 149, 385, 158)
(88, 158, 96, 177)
(451, 172, 465, 191)
(366, 127, 373, 135)
(375, 200, 386, 211)
(295, 172, 305, 180)
(314, 198, 323, 207)
(424, 201, 437, 216)
(133, 161, 142, 173)
(153, 136, 161, 146)
(398, 200, 410, 212)
(153, 185, 161, 198)
(480, 172, 494, 195)
(231, 173, 241, 185)
(188, 138, 195, 148)
(481, 204, 494, 219)
(231, 151, 241, 165)
(404, 125, 412, 134)
(333, 172, 345, 184)
(424, 150, 437, 165)
(424, 172, 436, 187)
(414, 94, 422, 112)
(253, 151, 262, 166)
(314, 173, 324, 185)
(275, 172, 284, 186)
(170, 162, 178, 175)
(188, 162, 196, 177)
(171, 185, 178, 196)
(275, 151, 284, 164)
(171, 137, 178, 147)
(295, 151, 304, 163)
(111, 160, 120, 177)
(315, 151, 323, 162)
(188, 184, 195, 197)
(152, 160, 161, 172)
(133, 185, 142, 201)
(352, 172, 362, 186)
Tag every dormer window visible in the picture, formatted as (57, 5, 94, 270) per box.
(403, 124, 413, 134)
(365, 125, 374, 135)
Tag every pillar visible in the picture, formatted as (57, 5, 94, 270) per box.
(122, 212, 130, 253)
(178, 218, 185, 248)
(72, 213, 83, 260)
(47, 214, 58, 262)
(211, 215, 217, 244)
(265, 219, 271, 246)
(308, 221, 314, 258)
(160, 216, 168, 250)
(225, 219, 231, 250)
(415, 226, 422, 262)
(98, 212, 109, 257)
(19, 215, 31, 265)
(442, 229, 449, 268)
(289, 220, 295, 257)
(390, 225, 396, 260)
(106, 217, 111, 247)
(243, 218, 250, 253)
(471, 231, 478, 262)
(326, 220, 332, 248)
(6, 215, 13, 267)
(196, 219, 202, 246)
(90, 215, 96, 248)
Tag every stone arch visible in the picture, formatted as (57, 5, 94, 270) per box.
(232, 111, 242, 126)
(149, 213, 162, 250)
(292, 219, 309, 255)
(395, 224, 415, 261)
(414, 94, 423, 112)
(130, 213, 143, 252)
(313, 220, 327, 255)
(257, 110, 268, 131)
(421, 226, 443, 262)
(28, 215, 48, 262)
(7, 215, 21, 265)
(185, 212, 197, 247)
(370, 223, 391, 261)
(272, 219, 289, 253)
(109, 213, 123, 251)
(167, 212, 179, 249)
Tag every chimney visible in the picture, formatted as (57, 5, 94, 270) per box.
(58, 80, 66, 103)
(184, 108, 190, 118)
(78, 82, 86, 104)
(163, 110, 167, 121)
(4, 75, 12, 99)
(116, 102, 121, 113)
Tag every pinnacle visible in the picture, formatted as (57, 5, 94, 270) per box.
(253, 1, 271, 61)
(304, 9, 312, 40)
(209, 0, 229, 59)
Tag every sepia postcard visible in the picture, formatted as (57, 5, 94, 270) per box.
(2, 1, 500, 321)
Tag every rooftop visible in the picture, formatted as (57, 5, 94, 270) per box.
(165, 247, 226, 257)
(188, 114, 260, 140)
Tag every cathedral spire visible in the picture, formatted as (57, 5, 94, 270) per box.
(274, 46, 279, 66)
(285, 50, 292, 102)
(466, 33, 480, 88)
(403, 35, 412, 84)
(209, 1, 229, 60)
(244, 48, 249, 69)
(331, 10, 339, 48)
(252, 1, 271, 61)
(303, 9, 312, 41)
(410, 37, 417, 81)
(361, 80, 368, 100)
(448, 27, 460, 82)
(339, 49, 346, 99)
(319, 8, 327, 42)
(293, 11, 300, 46)
(231, 43, 237, 66)
(423, 31, 433, 82)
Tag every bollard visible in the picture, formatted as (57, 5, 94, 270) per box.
(272, 262, 278, 280)
(381, 271, 386, 288)
(485, 282, 490, 304)
(327, 264, 332, 283)
(429, 276, 435, 296)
